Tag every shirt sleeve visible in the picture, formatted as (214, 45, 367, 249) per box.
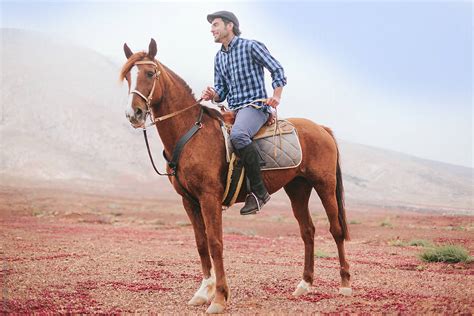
(251, 41, 287, 89)
(214, 54, 229, 102)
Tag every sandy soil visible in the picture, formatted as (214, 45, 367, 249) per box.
(1, 184, 473, 314)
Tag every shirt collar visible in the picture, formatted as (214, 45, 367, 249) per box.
(221, 36, 239, 53)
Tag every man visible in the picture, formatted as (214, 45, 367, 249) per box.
(201, 10, 287, 215)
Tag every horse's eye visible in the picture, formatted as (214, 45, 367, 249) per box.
(146, 71, 154, 78)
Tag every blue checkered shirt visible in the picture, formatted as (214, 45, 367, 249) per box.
(213, 37, 287, 112)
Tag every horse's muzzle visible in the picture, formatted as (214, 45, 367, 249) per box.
(126, 108, 146, 129)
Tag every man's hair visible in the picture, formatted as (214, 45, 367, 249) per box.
(222, 17, 241, 36)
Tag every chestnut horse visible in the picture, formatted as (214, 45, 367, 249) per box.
(121, 39, 351, 314)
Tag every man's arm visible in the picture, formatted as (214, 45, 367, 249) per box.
(251, 41, 287, 108)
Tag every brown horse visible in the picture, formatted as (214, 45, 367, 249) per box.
(121, 38, 351, 314)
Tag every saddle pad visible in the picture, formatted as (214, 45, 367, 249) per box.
(222, 120, 299, 162)
(255, 127, 302, 170)
(221, 120, 302, 206)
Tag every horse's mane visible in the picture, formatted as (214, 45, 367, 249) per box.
(159, 63, 194, 97)
(202, 105, 224, 121)
(120, 52, 222, 121)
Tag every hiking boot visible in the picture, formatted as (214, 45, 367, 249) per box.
(237, 142, 271, 215)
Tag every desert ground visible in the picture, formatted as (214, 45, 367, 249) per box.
(1, 182, 473, 314)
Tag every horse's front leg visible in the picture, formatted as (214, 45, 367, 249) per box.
(199, 194, 229, 314)
(182, 197, 216, 306)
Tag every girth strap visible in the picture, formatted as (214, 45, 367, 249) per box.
(166, 108, 204, 170)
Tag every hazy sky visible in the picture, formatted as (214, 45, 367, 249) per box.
(1, 1, 472, 167)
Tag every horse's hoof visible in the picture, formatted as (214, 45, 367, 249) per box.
(189, 275, 215, 306)
(188, 295, 207, 306)
(292, 279, 311, 297)
(206, 302, 225, 314)
(338, 287, 353, 296)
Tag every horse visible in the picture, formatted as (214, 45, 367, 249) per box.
(120, 38, 351, 314)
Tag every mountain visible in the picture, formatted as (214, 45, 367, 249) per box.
(1, 28, 156, 182)
(1, 28, 472, 212)
(339, 141, 472, 212)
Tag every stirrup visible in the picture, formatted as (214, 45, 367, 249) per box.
(251, 192, 263, 212)
(240, 192, 270, 215)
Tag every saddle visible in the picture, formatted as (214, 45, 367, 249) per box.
(220, 111, 302, 207)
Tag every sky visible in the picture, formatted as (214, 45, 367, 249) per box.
(1, 0, 472, 167)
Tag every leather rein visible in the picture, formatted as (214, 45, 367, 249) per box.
(130, 60, 203, 205)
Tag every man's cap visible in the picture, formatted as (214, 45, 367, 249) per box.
(207, 11, 239, 28)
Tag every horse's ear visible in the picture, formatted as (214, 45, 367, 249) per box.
(123, 43, 133, 59)
(148, 38, 157, 60)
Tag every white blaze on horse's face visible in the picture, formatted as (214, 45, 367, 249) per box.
(125, 66, 139, 119)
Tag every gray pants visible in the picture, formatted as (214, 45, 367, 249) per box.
(230, 106, 269, 150)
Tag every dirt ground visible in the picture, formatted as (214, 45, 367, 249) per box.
(1, 183, 473, 314)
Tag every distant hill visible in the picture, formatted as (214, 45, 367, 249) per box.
(339, 141, 472, 212)
(1, 28, 472, 212)
(0, 28, 155, 182)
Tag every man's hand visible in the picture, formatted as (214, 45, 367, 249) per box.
(201, 86, 217, 101)
(266, 96, 280, 108)
(266, 86, 283, 108)
(266, 112, 276, 126)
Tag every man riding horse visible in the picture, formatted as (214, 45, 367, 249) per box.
(122, 12, 350, 313)
(201, 11, 287, 216)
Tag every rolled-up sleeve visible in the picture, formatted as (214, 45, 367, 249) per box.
(251, 41, 287, 89)
(214, 55, 229, 101)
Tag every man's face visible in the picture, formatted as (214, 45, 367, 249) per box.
(211, 18, 232, 43)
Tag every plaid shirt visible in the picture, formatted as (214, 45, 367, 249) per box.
(214, 36, 287, 112)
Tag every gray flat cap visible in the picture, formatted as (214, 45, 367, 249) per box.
(207, 11, 239, 27)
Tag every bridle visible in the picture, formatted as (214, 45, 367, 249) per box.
(129, 60, 201, 129)
(129, 60, 161, 116)
(127, 60, 204, 206)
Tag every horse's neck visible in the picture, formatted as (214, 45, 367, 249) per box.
(153, 74, 200, 157)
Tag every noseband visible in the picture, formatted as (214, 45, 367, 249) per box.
(130, 61, 161, 122)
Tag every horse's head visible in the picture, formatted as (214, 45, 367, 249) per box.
(121, 38, 162, 128)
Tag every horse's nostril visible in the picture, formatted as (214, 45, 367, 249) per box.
(135, 108, 143, 116)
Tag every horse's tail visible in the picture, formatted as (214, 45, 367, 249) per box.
(323, 126, 350, 241)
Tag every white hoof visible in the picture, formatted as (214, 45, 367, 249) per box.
(292, 279, 311, 297)
(188, 295, 207, 306)
(338, 287, 353, 296)
(206, 302, 225, 314)
(189, 275, 216, 306)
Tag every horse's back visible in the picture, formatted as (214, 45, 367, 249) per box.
(286, 117, 339, 174)
(286, 117, 337, 147)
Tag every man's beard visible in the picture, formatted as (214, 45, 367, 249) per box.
(214, 30, 227, 43)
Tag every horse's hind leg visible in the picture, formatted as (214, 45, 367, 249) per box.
(314, 182, 352, 295)
(284, 177, 315, 296)
(182, 198, 216, 306)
